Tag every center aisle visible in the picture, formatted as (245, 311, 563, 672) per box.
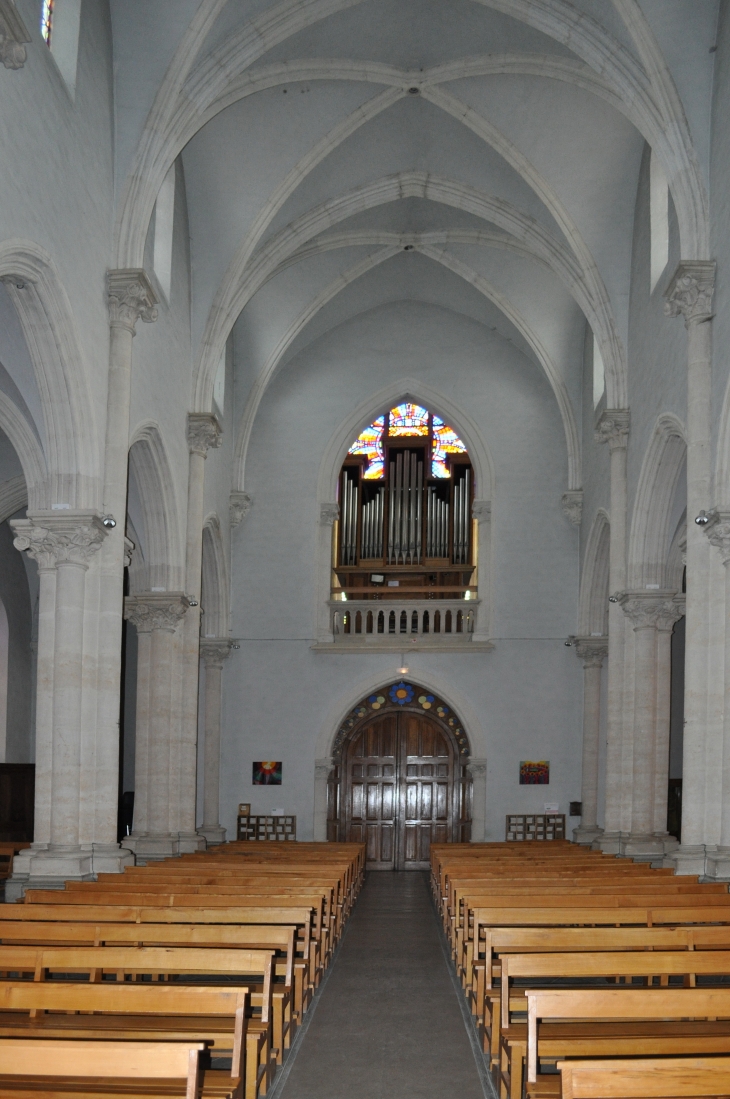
(275, 871, 491, 1099)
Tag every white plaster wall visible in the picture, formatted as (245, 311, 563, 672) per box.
(221, 299, 582, 839)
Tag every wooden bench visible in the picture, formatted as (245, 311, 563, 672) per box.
(558, 1055, 730, 1098)
(0, 944, 282, 1070)
(515, 987, 730, 1099)
(0, 982, 262, 1098)
(0, 1039, 216, 1099)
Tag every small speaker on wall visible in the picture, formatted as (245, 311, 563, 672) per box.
(569, 801, 582, 816)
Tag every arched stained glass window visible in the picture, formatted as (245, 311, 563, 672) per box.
(41, 0, 54, 45)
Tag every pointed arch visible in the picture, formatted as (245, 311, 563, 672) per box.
(0, 477, 28, 525)
(127, 423, 184, 593)
(628, 414, 687, 590)
(201, 514, 229, 639)
(0, 240, 99, 509)
(578, 509, 610, 636)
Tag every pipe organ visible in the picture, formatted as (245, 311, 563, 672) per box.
(335, 404, 476, 600)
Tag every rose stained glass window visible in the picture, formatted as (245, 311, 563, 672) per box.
(348, 415, 385, 479)
(41, 0, 54, 45)
(432, 415, 467, 478)
(388, 402, 429, 437)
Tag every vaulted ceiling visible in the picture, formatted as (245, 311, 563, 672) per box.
(110, 0, 719, 489)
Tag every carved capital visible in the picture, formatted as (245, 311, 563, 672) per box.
(107, 270, 158, 333)
(471, 499, 491, 522)
(124, 591, 189, 633)
(200, 638, 233, 668)
(187, 413, 222, 457)
(561, 489, 583, 526)
(619, 591, 683, 632)
(123, 536, 135, 569)
(664, 261, 716, 328)
(706, 512, 730, 564)
(594, 409, 630, 451)
(0, 0, 30, 69)
(467, 759, 487, 777)
(11, 511, 107, 570)
(320, 502, 339, 527)
(573, 636, 608, 668)
(230, 491, 252, 526)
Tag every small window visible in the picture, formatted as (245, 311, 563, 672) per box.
(153, 164, 176, 302)
(650, 149, 669, 293)
(40, 0, 82, 97)
(592, 334, 605, 409)
(40, 0, 54, 45)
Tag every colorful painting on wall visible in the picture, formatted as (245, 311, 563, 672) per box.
(252, 761, 282, 786)
(519, 760, 549, 785)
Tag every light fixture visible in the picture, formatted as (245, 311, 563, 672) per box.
(608, 594, 619, 603)
(187, 598, 199, 607)
(101, 515, 116, 528)
(695, 510, 710, 525)
(564, 636, 575, 647)
(398, 653, 409, 676)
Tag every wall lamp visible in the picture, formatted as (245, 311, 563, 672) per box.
(564, 635, 575, 647)
(695, 510, 710, 525)
(608, 594, 620, 603)
(101, 515, 116, 528)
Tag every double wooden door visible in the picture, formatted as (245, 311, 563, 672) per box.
(342, 711, 457, 869)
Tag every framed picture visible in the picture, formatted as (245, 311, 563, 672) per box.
(253, 761, 282, 786)
(520, 760, 549, 785)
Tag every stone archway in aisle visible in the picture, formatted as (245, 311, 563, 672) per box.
(327, 682, 472, 870)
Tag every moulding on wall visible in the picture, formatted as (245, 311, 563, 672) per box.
(0, 1, 31, 69)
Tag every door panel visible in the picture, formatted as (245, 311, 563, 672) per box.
(343, 709, 458, 869)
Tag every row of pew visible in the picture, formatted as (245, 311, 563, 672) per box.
(431, 840, 730, 1099)
(0, 839, 365, 1099)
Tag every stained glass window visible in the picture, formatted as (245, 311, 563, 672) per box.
(388, 402, 429, 436)
(41, 0, 54, 45)
(348, 415, 385, 479)
(432, 415, 467, 478)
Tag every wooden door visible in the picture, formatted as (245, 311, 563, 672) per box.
(342, 711, 455, 869)
(343, 713, 398, 869)
(399, 712, 452, 869)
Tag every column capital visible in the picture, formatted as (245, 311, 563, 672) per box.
(320, 501, 339, 527)
(471, 499, 491, 523)
(230, 491, 252, 526)
(619, 590, 683, 631)
(561, 489, 583, 526)
(705, 511, 730, 564)
(664, 261, 716, 328)
(200, 638, 233, 668)
(594, 409, 630, 450)
(187, 413, 222, 457)
(0, 0, 31, 69)
(107, 270, 158, 333)
(124, 591, 189, 633)
(11, 511, 107, 570)
(573, 637, 608, 667)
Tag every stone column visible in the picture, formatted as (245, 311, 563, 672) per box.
(704, 517, 730, 877)
(664, 262, 716, 873)
(5, 513, 109, 896)
(572, 637, 607, 845)
(120, 593, 188, 861)
(174, 414, 222, 851)
(471, 501, 492, 643)
(594, 411, 630, 853)
(467, 758, 487, 842)
(620, 592, 683, 859)
(198, 638, 232, 845)
(316, 503, 340, 643)
(313, 758, 332, 841)
(92, 272, 158, 859)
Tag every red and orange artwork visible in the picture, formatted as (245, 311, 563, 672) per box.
(252, 761, 282, 786)
(519, 760, 549, 785)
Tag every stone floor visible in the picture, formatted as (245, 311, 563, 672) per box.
(272, 871, 494, 1099)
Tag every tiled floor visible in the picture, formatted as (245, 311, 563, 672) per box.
(274, 871, 491, 1099)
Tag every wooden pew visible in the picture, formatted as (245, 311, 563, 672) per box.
(0, 1039, 216, 1099)
(518, 987, 730, 1099)
(0, 945, 282, 1069)
(0, 983, 262, 1098)
(0, 918, 308, 1024)
(558, 1055, 730, 1099)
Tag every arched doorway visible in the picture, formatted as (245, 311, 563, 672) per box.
(327, 682, 472, 869)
